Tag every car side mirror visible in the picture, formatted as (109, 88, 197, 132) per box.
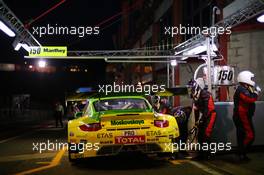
(74, 111, 83, 118)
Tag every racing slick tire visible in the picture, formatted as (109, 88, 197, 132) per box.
(68, 143, 78, 163)
(158, 137, 179, 159)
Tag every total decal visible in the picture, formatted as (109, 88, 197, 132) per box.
(115, 135, 145, 144)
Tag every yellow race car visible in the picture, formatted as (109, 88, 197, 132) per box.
(67, 94, 180, 162)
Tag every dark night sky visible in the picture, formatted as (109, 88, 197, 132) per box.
(0, 0, 120, 102)
(1, 0, 120, 58)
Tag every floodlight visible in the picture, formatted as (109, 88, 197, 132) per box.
(0, 20, 15, 37)
(257, 14, 264, 23)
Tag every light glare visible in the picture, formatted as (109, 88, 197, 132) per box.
(170, 60, 177, 66)
(38, 60, 46, 68)
(0, 21, 15, 37)
(257, 14, 264, 23)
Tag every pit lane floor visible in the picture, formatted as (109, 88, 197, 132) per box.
(0, 122, 263, 175)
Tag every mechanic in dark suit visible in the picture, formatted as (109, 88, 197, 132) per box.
(55, 102, 64, 128)
(188, 78, 217, 160)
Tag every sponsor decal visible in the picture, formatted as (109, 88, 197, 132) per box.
(146, 130, 161, 136)
(124, 130, 136, 136)
(147, 138, 159, 142)
(29, 46, 67, 57)
(111, 119, 144, 126)
(100, 141, 113, 144)
(115, 135, 145, 144)
(97, 133, 113, 139)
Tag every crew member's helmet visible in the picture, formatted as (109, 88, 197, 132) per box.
(195, 78, 206, 89)
(237, 70, 255, 87)
(152, 95, 160, 105)
(187, 78, 205, 100)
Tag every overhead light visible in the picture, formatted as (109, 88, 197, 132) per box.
(185, 45, 207, 55)
(181, 57, 188, 60)
(257, 14, 264, 23)
(185, 43, 217, 55)
(170, 60, 177, 66)
(0, 20, 16, 37)
(181, 45, 207, 60)
(38, 60, 46, 68)
(14, 43, 22, 50)
(180, 41, 218, 60)
(14, 43, 30, 52)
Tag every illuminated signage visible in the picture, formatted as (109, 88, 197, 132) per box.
(28, 46, 67, 57)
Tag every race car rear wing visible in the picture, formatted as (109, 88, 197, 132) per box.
(66, 86, 188, 102)
(154, 86, 188, 97)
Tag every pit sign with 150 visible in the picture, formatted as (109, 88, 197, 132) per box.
(213, 65, 235, 86)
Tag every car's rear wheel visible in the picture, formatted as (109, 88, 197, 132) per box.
(68, 143, 77, 163)
(168, 138, 179, 159)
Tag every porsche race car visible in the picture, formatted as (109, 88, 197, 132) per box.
(67, 94, 180, 162)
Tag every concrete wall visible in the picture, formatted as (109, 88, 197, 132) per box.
(228, 30, 264, 100)
(212, 101, 264, 146)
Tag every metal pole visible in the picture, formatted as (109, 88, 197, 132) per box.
(211, 6, 220, 98)
(167, 61, 170, 88)
(206, 37, 212, 93)
(106, 60, 186, 63)
(167, 61, 171, 105)
(24, 54, 213, 59)
(171, 65, 175, 106)
(171, 66, 175, 88)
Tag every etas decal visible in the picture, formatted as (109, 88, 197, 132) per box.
(97, 133, 113, 138)
(146, 130, 161, 136)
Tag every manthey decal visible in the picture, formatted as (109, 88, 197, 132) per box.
(110, 119, 144, 126)
(29, 46, 67, 57)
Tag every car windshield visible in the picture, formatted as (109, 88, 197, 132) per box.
(93, 98, 149, 112)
